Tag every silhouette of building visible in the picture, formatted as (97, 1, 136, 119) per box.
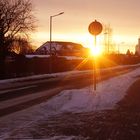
(35, 41, 88, 56)
(135, 38, 140, 55)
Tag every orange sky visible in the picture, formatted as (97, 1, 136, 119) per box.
(31, 0, 140, 53)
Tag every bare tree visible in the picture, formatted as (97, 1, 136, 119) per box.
(0, 0, 36, 78)
(0, 0, 36, 50)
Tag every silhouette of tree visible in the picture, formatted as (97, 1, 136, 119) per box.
(135, 51, 139, 56)
(0, 0, 36, 78)
(126, 49, 131, 56)
(11, 37, 34, 54)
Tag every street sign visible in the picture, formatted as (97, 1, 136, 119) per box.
(88, 20, 103, 35)
(88, 20, 103, 91)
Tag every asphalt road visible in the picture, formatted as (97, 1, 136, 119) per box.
(0, 65, 139, 117)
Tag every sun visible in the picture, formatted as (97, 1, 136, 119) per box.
(89, 46, 102, 56)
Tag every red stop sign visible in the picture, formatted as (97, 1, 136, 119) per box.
(88, 20, 103, 35)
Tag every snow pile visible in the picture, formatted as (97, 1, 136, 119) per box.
(43, 67, 140, 113)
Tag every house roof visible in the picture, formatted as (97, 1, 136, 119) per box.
(36, 41, 84, 51)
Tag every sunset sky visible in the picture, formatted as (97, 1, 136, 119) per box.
(32, 0, 140, 53)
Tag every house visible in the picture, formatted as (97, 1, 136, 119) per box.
(35, 41, 89, 57)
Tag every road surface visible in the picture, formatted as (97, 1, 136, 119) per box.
(0, 65, 139, 117)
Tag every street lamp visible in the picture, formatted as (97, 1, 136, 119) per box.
(49, 12, 64, 73)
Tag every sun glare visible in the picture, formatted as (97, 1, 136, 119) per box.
(90, 47, 102, 56)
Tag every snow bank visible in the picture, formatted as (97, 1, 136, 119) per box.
(43, 67, 140, 113)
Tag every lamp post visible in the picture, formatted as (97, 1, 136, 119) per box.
(49, 12, 64, 73)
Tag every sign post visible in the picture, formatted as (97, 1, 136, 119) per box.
(88, 20, 103, 90)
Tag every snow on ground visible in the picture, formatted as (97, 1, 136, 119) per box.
(42, 67, 140, 113)
(0, 69, 89, 84)
(25, 55, 84, 60)
(0, 66, 140, 139)
(44, 136, 87, 140)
